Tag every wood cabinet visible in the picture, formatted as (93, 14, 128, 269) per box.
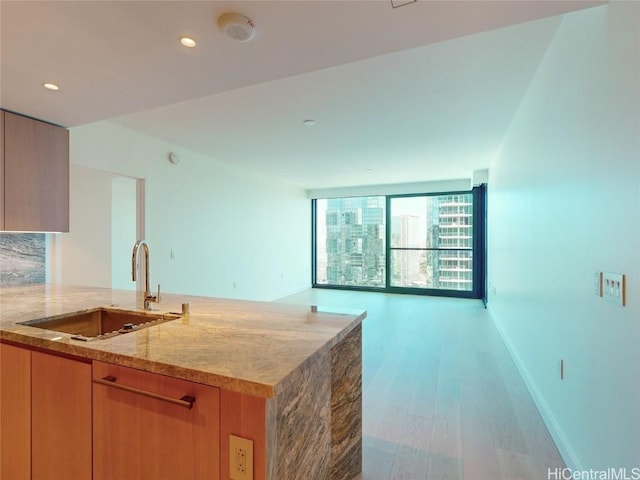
(0, 343, 31, 480)
(0, 111, 4, 230)
(93, 361, 220, 480)
(1, 346, 221, 480)
(31, 351, 92, 480)
(1, 110, 69, 232)
(0, 345, 92, 480)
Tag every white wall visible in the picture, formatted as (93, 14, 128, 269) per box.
(63, 121, 310, 301)
(56, 165, 113, 288)
(111, 176, 137, 290)
(488, 2, 639, 470)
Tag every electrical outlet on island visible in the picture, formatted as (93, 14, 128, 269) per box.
(229, 434, 253, 480)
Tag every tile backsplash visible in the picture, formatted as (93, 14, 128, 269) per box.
(0, 233, 46, 286)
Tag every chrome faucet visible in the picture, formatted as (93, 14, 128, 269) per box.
(131, 240, 160, 310)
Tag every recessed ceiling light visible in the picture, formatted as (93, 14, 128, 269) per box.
(303, 119, 316, 126)
(43, 83, 59, 91)
(180, 36, 196, 48)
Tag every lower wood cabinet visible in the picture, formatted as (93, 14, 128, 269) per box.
(93, 361, 220, 480)
(1, 346, 221, 479)
(0, 345, 92, 480)
(0, 343, 31, 480)
(31, 351, 92, 480)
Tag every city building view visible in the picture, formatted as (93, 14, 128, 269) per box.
(315, 196, 386, 287)
(315, 193, 474, 291)
(431, 194, 474, 290)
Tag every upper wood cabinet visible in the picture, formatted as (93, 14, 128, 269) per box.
(1, 110, 69, 232)
(0, 112, 4, 232)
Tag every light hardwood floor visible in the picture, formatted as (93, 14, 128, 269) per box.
(279, 289, 565, 480)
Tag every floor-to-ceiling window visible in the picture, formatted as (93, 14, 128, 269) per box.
(314, 196, 386, 289)
(389, 192, 473, 292)
(313, 188, 485, 298)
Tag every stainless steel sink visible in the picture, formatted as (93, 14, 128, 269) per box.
(19, 307, 181, 340)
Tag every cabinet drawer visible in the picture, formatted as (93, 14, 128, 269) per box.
(93, 361, 220, 480)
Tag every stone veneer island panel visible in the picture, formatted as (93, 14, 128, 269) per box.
(260, 324, 362, 480)
(331, 324, 362, 480)
(270, 348, 332, 479)
(187, 325, 363, 480)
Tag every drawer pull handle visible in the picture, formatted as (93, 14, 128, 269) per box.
(94, 375, 196, 409)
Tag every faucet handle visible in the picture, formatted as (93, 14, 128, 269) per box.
(145, 284, 161, 305)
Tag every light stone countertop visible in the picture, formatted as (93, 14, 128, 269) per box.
(0, 284, 365, 398)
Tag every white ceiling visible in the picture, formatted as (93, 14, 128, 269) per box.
(1, 0, 605, 190)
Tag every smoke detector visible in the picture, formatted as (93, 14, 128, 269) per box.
(217, 13, 256, 42)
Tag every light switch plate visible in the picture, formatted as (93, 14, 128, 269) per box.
(230, 434, 253, 480)
(603, 272, 625, 306)
(593, 272, 602, 296)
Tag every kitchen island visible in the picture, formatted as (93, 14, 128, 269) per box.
(0, 284, 365, 480)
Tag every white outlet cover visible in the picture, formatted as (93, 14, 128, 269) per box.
(229, 434, 253, 480)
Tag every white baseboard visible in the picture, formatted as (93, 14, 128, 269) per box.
(487, 304, 583, 471)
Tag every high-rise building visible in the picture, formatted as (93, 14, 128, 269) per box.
(430, 194, 473, 290)
(323, 196, 385, 287)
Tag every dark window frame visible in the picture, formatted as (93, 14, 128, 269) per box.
(311, 187, 486, 299)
